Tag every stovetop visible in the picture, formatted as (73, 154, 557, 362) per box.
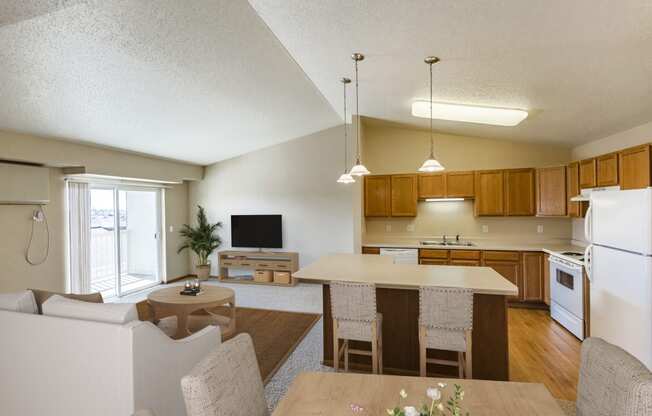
(551, 251, 585, 264)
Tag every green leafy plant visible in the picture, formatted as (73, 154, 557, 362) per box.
(177, 205, 222, 266)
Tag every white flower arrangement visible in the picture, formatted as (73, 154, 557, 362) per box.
(382, 383, 469, 416)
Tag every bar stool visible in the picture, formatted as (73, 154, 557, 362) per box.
(330, 281, 383, 374)
(419, 286, 473, 378)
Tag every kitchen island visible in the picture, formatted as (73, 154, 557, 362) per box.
(294, 254, 518, 381)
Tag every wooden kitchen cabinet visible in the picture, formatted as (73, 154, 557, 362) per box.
(579, 158, 597, 188)
(567, 162, 586, 218)
(482, 252, 521, 301)
(504, 168, 536, 216)
(474, 170, 505, 216)
(420, 258, 449, 265)
(619, 144, 651, 190)
(364, 175, 391, 217)
(449, 249, 481, 266)
(536, 166, 567, 216)
(596, 152, 619, 186)
(543, 253, 550, 306)
(419, 249, 449, 260)
(446, 171, 475, 198)
(522, 252, 544, 302)
(361, 246, 380, 255)
(418, 173, 445, 199)
(390, 174, 418, 216)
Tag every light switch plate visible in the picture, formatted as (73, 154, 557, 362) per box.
(482, 225, 489, 233)
(169, 226, 174, 232)
(537, 225, 544, 234)
(406, 224, 415, 232)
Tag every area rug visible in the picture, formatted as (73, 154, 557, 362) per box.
(137, 302, 321, 383)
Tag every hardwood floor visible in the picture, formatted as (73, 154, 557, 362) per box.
(509, 308, 581, 401)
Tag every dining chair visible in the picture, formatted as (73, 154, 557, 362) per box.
(557, 337, 652, 416)
(330, 281, 383, 374)
(180, 333, 269, 416)
(418, 286, 473, 378)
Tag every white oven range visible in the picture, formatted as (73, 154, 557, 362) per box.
(549, 254, 585, 340)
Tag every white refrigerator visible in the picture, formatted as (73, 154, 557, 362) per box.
(586, 188, 652, 369)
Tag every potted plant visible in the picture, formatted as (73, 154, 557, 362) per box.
(178, 205, 222, 280)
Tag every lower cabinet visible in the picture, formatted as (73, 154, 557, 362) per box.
(361, 247, 380, 255)
(522, 252, 544, 302)
(420, 258, 449, 265)
(481, 253, 521, 302)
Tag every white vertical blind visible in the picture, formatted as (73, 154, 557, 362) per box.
(67, 182, 91, 293)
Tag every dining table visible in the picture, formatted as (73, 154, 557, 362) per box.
(272, 372, 565, 415)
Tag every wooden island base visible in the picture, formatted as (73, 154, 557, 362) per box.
(322, 285, 510, 381)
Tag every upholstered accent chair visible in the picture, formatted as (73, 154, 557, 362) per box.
(330, 281, 383, 374)
(418, 286, 473, 378)
(557, 337, 652, 416)
(181, 333, 269, 416)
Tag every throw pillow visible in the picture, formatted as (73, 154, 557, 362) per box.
(0, 290, 38, 314)
(42, 295, 138, 324)
(29, 289, 103, 314)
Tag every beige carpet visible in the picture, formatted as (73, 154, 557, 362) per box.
(137, 302, 320, 383)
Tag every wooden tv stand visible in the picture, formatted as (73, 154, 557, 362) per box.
(217, 250, 299, 286)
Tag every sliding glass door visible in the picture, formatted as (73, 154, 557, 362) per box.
(90, 185, 162, 298)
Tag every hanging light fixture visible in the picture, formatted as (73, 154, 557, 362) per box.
(349, 52, 370, 176)
(418, 56, 445, 173)
(337, 77, 355, 184)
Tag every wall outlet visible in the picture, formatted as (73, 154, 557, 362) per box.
(406, 224, 415, 232)
(482, 225, 489, 233)
(169, 225, 174, 232)
(537, 225, 544, 234)
(385, 224, 392, 232)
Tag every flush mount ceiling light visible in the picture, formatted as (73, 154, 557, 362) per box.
(412, 101, 528, 127)
(419, 56, 445, 173)
(348, 53, 370, 176)
(337, 78, 355, 184)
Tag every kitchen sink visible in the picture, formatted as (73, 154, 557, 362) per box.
(420, 240, 476, 247)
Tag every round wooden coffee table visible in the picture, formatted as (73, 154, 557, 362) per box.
(148, 285, 236, 339)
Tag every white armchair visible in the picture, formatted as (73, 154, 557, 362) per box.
(0, 309, 220, 416)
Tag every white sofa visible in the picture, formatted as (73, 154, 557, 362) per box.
(0, 308, 221, 416)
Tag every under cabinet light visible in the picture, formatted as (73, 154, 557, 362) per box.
(425, 198, 465, 202)
(411, 101, 528, 126)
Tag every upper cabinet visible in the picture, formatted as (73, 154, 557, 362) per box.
(536, 166, 567, 217)
(391, 174, 418, 216)
(418, 171, 475, 199)
(364, 174, 417, 217)
(579, 158, 597, 189)
(619, 145, 651, 190)
(364, 175, 391, 217)
(504, 168, 536, 216)
(566, 162, 586, 218)
(596, 152, 619, 186)
(474, 170, 505, 216)
(446, 171, 475, 198)
(418, 173, 445, 199)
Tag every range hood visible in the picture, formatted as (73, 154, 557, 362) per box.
(570, 186, 620, 202)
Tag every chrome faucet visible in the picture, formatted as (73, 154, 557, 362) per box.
(442, 234, 447, 244)
(456, 234, 461, 242)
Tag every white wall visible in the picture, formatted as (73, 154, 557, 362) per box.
(189, 125, 356, 274)
(572, 120, 652, 160)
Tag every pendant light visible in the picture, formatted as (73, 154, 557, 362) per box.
(418, 56, 445, 173)
(349, 53, 370, 176)
(337, 77, 355, 184)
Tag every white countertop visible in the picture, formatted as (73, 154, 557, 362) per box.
(294, 254, 518, 296)
(363, 239, 586, 255)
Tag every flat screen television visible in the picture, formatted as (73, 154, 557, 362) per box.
(231, 215, 282, 249)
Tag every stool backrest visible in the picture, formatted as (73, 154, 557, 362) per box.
(577, 337, 652, 416)
(419, 286, 473, 330)
(330, 281, 377, 322)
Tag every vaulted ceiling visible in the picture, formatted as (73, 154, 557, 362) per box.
(1, 1, 651, 165)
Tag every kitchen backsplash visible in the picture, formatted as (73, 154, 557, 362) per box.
(365, 200, 573, 242)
